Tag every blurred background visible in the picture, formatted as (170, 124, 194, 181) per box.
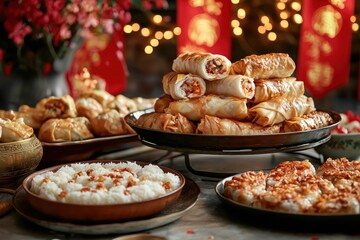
(121, 0, 360, 113)
(1, 0, 357, 113)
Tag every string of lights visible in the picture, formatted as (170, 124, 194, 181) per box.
(124, 0, 359, 55)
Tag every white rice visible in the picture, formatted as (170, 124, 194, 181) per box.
(30, 161, 181, 205)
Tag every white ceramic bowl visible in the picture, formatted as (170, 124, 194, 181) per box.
(315, 133, 360, 160)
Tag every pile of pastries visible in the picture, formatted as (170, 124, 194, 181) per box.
(136, 52, 334, 135)
(224, 158, 360, 214)
(0, 90, 156, 143)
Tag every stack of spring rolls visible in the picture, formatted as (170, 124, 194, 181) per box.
(136, 52, 334, 135)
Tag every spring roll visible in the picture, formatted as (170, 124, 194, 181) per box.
(75, 97, 104, 119)
(136, 112, 196, 133)
(205, 75, 255, 99)
(230, 53, 296, 79)
(162, 71, 206, 100)
(197, 115, 281, 135)
(249, 95, 315, 126)
(0, 106, 44, 130)
(0, 118, 34, 143)
(90, 109, 135, 137)
(38, 117, 94, 142)
(165, 94, 249, 121)
(79, 89, 115, 107)
(36, 94, 78, 121)
(106, 94, 138, 115)
(154, 94, 174, 113)
(253, 77, 304, 103)
(172, 52, 231, 81)
(283, 111, 334, 132)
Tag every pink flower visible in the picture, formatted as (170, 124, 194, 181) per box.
(8, 22, 32, 45)
(0, 0, 167, 75)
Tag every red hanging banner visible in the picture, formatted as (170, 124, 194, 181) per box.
(297, 0, 354, 99)
(176, 0, 232, 59)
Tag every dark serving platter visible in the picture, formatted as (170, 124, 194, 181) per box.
(215, 175, 360, 230)
(125, 108, 341, 154)
(39, 134, 139, 168)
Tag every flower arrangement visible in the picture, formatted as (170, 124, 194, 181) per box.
(0, 0, 167, 76)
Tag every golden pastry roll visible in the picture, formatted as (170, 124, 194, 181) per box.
(0, 118, 34, 142)
(162, 72, 206, 100)
(230, 53, 296, 79)
(165, 94, 249, 121)
(253, 77, 304, 103)
(75, 97, 104, 119)
(90, 109, 135, 137)
(38, 117, 94, 142)
(249, 95, 315, 126)
(283, 111, 334, 132)
(36, 94, 78, 121)
(154, 94, 174, 113)
(172, 52, 231, 81)
(136, 112, 196, 133)
(79, 89, 115, 107)
(106, 94, 138, 115)
(196, 115, 281, 135)
(205, 75, 255, 99)
(0, 106, 44, 130)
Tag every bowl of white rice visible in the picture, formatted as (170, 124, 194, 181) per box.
(22, 160, 185, 223)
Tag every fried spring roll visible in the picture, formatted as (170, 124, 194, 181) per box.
(38, 117, 94, 142)
(79, 89, 115, 107)
(172, 52, 231, 81)
(75, 97, 104, 119)
(196, 115, 281, 135)
(90, 109, 135, 137)
(165, 94, 249, 121)
(253, 77, 304, 103)
(154, 94, 174, 113)
(205, 75, 255, 99)
(0, 105, 44, 130)
(230, 53, 296, 79)
(136, 112, 196, 133)
(249, 95, 315, 126)
(36, 94, 78, 121)
(283, 111, 334, 132)
(162, 72, 206, 100)
(106, 94, 137, 115)
(0, 118, 34, 142)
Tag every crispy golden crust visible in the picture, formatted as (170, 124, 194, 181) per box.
(36, 94, 78, 121)
(224, 171, 266, 205)
(0, 118, 34, 142)
(230, 53, 296, 79)
(283, 111, 334, 132)
(223, 158, 360, 214)
(38, 117, 94, 142)
(136, 112, 196, 134)
(165, 94, 249, 121)
(90, 109, 135, 137)
(196, 115, 281, 135)
(154, 94, 174, 113)
(249, 95, 315, 126)
(253, 77, 304, 103)
(75, 97, 104, 119)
